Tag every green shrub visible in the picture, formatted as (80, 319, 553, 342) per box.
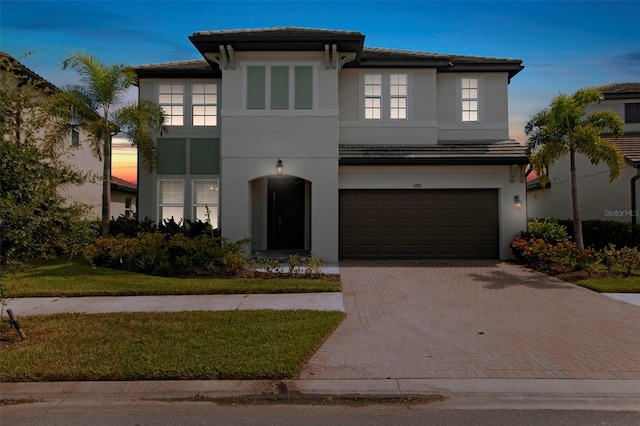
(527, 218, 570, 244)
(556, 219, 640, 249)
(83, 233, 168, 273)
(167, 234, 222, 275)
(85, 232, 249, 277)
(599, 244, 640, 276)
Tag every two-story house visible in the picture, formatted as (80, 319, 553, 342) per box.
(134, 27, 527, 262)
(527, 82, 640, 223)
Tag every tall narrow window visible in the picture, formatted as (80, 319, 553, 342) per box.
(159, 180, 184, 222)
(294, 66, 313, 109)
(159, 84, 184, 126)
(270, 66, 289, 109)
(193, 180, 219, 226)
(124, 197, 132, 219)
(192, 83, 217, 126)
(462, 78, 479, 122)
(365, 73, 382, 119)
(247, 66, 266, 109)
(389, 73, 408, 120)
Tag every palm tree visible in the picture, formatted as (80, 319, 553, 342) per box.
(525, 88, 624, 249)
(47, 52, 166, 237)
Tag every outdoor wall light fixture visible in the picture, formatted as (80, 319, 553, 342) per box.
(276, 159, 284, 175)
(514, 195, 523, 210)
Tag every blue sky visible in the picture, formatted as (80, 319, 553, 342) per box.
(2, 0, 639, 145)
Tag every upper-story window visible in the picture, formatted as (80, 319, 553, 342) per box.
(625, 102, 640, 124)
(461, 77, 479, 122)
(192, 83, 217, 126)
(364, 73, 408, 120)
(159, 84, 184, 126)
(364, 73, 382, 119)
(389, 73, 407, 120)
(246, 65, 314, 110)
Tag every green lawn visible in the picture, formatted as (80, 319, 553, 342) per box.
(3, 257, 340, 297)
(0, 310, 345, 382)
(576, 276, 640, 293)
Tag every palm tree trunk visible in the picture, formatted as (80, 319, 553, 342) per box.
(100, 134, 111, 238)
(570, 148, 584, 249)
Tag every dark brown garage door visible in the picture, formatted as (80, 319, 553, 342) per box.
(339, 189, 498, 259)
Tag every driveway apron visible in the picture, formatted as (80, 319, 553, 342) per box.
(299, 260, 640, 380)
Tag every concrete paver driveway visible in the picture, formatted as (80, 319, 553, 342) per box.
(299, 260, 640, 380)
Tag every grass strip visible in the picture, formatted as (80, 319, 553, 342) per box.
(4, 258, 340, 297)
(0, 310, 344, 382)
(576, 276, 640, 293)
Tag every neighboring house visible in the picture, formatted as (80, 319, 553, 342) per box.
(133, 27, 527, 262)
(527, 82, 640, 223)
(1, 52, 114, 219)
(111, 176, 137, 219)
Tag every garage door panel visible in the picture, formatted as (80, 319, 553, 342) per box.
(339, 189, 498, 259)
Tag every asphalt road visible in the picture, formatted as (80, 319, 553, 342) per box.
(2, 400, 639, 426)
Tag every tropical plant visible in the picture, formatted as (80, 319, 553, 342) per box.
(525, 88, 624, 249)
(0, 54, 93, 279)
(46, 52, 167, 237)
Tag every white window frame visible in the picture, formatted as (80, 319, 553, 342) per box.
(158, 179, 184, 223)
(461, 77, 479, 122)
(364, 73, 382, 120)
(192, 83, 217, 126)
(158, 83, 184, 126)
(389, 73, 408, 120)
(192, 179, 219, 226)
(124, 197, 133, 219)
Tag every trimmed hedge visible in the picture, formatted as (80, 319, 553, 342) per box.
(555, 219, 640, 249)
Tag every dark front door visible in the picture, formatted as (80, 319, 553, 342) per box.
(268, 178, 305, 249)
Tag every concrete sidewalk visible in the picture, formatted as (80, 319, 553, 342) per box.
(4, 293, 345, 316)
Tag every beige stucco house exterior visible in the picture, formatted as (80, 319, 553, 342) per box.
(527, 83, 640, 223)
(134, 28, 527, 262)
(1, 52, 129, 220)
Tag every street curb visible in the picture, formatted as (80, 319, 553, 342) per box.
(3, 379, 640, 403)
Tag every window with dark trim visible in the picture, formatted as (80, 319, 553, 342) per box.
(625, 103, 640, 123)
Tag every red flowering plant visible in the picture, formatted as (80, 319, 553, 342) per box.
(617, 246, 640, 276)
(511, 233, 599, 274)
(511, 234, 553, 270)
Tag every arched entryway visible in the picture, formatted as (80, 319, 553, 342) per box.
(251, 176, 311, 252)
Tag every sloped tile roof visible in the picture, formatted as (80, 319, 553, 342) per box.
(136, 27, 524, 80)
(0, 51, 57, 92)
(362, 47, 521, 64)
(594, 82, 640, 100)
(133, 58, 219, 78)
(339, 140, 528, 165)
(595, 82, 640, 94)
(111, 176, 137, 194)
(603, 133, 640, 166)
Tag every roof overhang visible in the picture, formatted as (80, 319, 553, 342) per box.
(189, 28, 365, 69)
